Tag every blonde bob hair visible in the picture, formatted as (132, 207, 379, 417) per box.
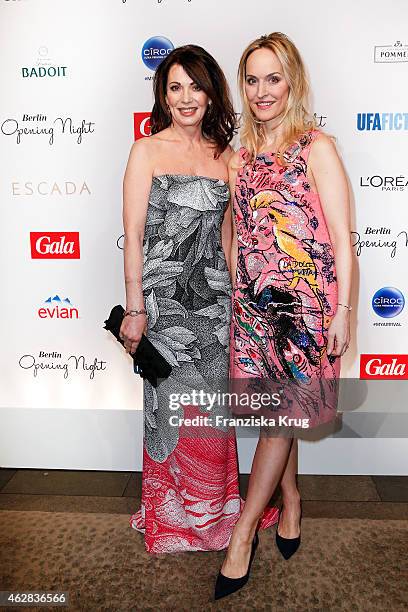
(238, 32, 316, 164)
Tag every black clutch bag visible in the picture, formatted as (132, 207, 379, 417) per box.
(103, 304, 172, 387)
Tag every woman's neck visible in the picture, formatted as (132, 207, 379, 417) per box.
(261, 116, 287, 151)
(170, 121, 203, 148)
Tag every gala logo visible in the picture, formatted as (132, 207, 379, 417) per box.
(30, 232, 80, 259)
(134, 112, 151, 140)
(360, 354, 408, 379)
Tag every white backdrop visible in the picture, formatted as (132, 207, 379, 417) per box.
(1, 0, 407, 473)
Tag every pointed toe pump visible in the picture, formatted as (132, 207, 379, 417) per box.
(275, 529, 301, 560)
(214, 533, 259, 600)
(276, 508, 301, 560)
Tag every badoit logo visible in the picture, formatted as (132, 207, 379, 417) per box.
(30, 232, 80, 259)
(21, 46, 68, 79)
(357, 113, 408, 131)
(360, 354, 408, 379)
(141, 36, 174, 71)
(134, 112, 151, 140)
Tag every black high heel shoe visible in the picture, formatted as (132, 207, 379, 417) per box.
(276, 506, 301, 560)
(214, 533, 259, 601)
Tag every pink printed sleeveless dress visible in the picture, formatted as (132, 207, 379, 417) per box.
(230, 131, 340, 428)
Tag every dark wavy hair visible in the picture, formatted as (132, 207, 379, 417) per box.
(150, 45, 236, 158)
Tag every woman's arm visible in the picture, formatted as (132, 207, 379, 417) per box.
(227, 150, 240, 288)
(120, 138, 153, 354)
(221, 146, 235, 275)
(221, 201, 233, 275)
(308, 134, 353, 357)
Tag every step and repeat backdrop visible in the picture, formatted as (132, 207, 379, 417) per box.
(0, 0, 407, 473)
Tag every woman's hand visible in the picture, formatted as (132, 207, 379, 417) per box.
(327, 308, 350, 357)
(119, 314, 148, 355)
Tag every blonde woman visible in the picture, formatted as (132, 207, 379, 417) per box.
(215, 32, 352, 599)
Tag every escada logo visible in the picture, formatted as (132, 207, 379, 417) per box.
(360, 354, 408, 379)
(359, 175, 408, 191)
(30, 232, 80, 259)
(357, 113, 408, 131)
(38, 295, 79, 319)
(134, 112, 151, 140)
(12, 180, 90, 196)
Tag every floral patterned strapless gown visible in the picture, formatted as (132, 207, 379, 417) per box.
(130, 174, 278, 553)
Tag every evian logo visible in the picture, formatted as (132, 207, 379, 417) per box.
(38, 295, 79, 319)
(30, 232, 80, 259)
(360, 354, 408, 379)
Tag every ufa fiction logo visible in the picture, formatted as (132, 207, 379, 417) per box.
(357, 113, 408, 130)
(30, 232, 80, 259)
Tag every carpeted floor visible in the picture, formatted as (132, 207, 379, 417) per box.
(1, 511, 407, 611)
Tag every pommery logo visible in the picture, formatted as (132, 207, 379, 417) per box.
(374, 41, 408, 63)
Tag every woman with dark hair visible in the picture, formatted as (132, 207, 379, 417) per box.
(120, 45, 278, 554)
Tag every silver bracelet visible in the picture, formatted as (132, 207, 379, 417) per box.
(124, 309, 148, 317)
(337, 303, 352, 311)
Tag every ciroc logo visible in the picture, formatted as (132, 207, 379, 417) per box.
(372, 287, 405, 318)
(142, 36, 173, 71)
